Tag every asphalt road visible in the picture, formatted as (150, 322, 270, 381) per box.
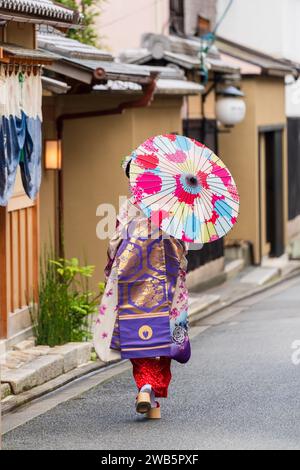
(3, 276, 300, 450)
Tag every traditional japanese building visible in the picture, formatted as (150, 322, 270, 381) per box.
(215, 37, 297, 265)
(37, 31, 205, 297)
(0, 0, 81, 348)
(119, 32, 242, 287)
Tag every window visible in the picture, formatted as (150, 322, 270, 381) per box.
(196, 15, 211, 37)
(169, 0, 185, 35)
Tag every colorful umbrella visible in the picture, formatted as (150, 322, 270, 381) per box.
(129, 134, 239, 243)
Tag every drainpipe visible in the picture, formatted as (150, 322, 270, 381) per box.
(55, 75, 157, 257)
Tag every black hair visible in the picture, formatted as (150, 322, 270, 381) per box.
(125, 160, 131, 179)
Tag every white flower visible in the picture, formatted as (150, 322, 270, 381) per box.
(172, 325, 186, 345)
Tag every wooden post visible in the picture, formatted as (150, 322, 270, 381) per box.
(32, 196, 40, 302)
(0, 207, 7, 339)
(0, 206, 5, 450)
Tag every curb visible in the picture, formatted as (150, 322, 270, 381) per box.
(188, 267, 300, 326)
(1, 359, 120, 416)
(2, 267, 300, 416)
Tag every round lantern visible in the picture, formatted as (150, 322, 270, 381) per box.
(216, 86, 246, 127)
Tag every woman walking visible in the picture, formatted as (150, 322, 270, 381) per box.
(94, 134, 239, 419)
(94, 156, 191, 419)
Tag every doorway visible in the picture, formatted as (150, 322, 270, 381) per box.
(287, 118, 300, 221)
(259, 127, 284, 260)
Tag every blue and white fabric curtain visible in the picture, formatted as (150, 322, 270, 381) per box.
(0, 65, 42, 206)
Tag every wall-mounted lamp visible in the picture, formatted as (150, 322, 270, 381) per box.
(45, 140, 62, 170)
(216, 86, 246, 127)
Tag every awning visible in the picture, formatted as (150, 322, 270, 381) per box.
(0, 0, 82, 28)
(38, 32, 205, 96)
(38, 32, 153, 85)
(120, 45, 239, 75)
(38, 32, 113, 62)
(0, 42, 58, 64)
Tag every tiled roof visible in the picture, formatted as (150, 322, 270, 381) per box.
(63, 56, 152, 80)
(0, 0, 82, 26)
(1, 42, 58, 61)
(39, 32, 189, 81)
(38, 32, 204, 96)
(38, 32, 155, 82)
(38, 32, 113, 61)
(119, 33, 240, 74)
(120, 33, 298, 77)
(0, 42, 58, 64)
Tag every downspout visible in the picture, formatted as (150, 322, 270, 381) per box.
(56, 75, 157, 257)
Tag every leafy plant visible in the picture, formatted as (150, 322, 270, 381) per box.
(30, 251, 105, 347)
(56, 0, 105, 47)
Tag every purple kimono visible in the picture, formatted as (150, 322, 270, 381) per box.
(94, 199, 190, 364)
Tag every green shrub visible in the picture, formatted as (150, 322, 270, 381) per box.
(30, 254, 104, 347)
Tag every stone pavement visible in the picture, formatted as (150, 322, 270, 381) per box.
(1, 258, 300, 414)
(189, 258, 300, 322)
(3, 274, 300, 450)
(1, 342, 92, 399)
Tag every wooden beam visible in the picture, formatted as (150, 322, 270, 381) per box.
(0, 57, 54, 66)
(0, 207, 8, 339)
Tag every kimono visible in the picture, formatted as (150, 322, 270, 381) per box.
(94, 199, 190, 396)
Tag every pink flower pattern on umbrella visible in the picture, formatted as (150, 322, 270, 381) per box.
(129, 134, 239, 243)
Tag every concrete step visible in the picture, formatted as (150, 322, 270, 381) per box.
(290, 239, 300, 259)
(1, 342, 92, 395)
(240, 267, 280, 286)
(0, 339, 6, 357)
(280, 260, 300, 276)
(1, 355, 64, 395)
(13, 339, 35, 352)
(1, 383, 12, 400)
(225, 259, 245, 280)
(262, 254, 300, 277)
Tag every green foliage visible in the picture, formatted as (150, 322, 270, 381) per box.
(56, 0, 103, 47)
(30, 251, 105, 347)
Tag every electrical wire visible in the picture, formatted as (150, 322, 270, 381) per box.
(213, 0, 234, 35)
(199, 0, 234, 83)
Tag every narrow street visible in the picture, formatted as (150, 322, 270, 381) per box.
(2, 276, 300, 450)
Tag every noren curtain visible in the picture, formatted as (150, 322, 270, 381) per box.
(0, 67, 42, 206)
